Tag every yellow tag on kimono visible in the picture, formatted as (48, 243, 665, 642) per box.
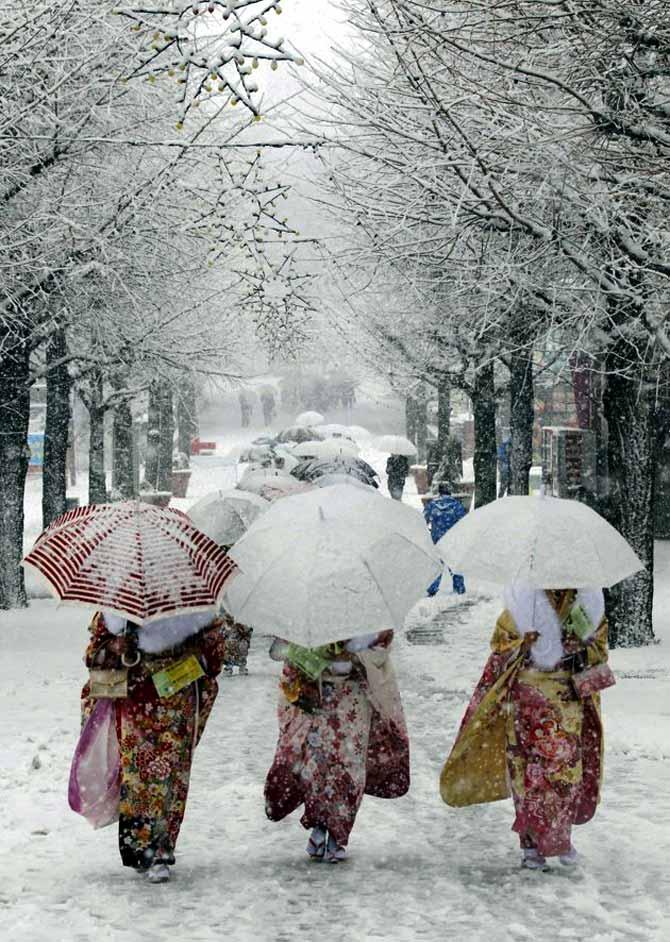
(152, 656, 204, 698)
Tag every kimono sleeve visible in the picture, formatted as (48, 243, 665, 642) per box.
(198, 621, 229, 677)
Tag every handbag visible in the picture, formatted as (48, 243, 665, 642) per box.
(89, 668, 128, 699)
(572, 662, 616, 698)
(69, 699, 121, 828)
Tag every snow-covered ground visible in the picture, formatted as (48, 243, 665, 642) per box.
(4, 414, 670, 941)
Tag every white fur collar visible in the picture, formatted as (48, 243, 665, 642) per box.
(503, 585, 604, 671)
(103, 611, 214, 653)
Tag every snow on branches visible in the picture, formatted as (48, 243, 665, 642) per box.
(115, 0, 303, 123)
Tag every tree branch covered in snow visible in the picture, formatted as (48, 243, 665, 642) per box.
(116, 0, 303, 121)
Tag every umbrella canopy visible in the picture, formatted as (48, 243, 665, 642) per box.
(22, 502, 238, 625)
(313, 473, 372, 490)
(376, 434, 418, 457)
(437, 494, 644, 589)
(275, 425, 325, 444)
(295, 410, 325, 426)
(238, 468, 311, 501)
(271, 446, 301, 473)
(187, 488, 270, 546)
(292, 438, 360, 460)
(238, 444, 275, 463)
(224, 484, 441, 647)
(315, 423, 352, 438)
(291, 456, 379, 487)
(346, 425, 371, 442)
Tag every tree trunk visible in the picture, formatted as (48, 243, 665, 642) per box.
(405, 396, 417, 444)
(602, 371, 655, 647)
(157, 381, 174, 493)
(472, 362, 498, 508)
(0, 323, 31, 609)
(508, 347, 534, 495)
(144, 383, 160, 490)
(112, 397, 135, 500)
(42, 327, 72, 528)
(414, 386, 428, 463)
(176, 377, 198, 462)
(88, 371, 107, 505)
(437, 377, 451, 453)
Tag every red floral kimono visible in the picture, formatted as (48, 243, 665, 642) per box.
(81, 614, 227, 869)
(440, 589, 610, 858)
(264, 633, 410, 847)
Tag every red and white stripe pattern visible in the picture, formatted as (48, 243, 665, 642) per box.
(23, 501, 238, 625)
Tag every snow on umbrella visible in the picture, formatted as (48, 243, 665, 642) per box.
(437, 494, 644, 589)
(238, 444, 275, 463)
(238, 468, 312, 501)
(187, 488, 270, 546)
(313, 473, 372, 490)
(22, 501, 238, 625)
(292, 456, 379, 487)
(376, 435, 418, 457)
(346, 425, 371, 442)
(295, 410, 325, 426)
(292, 438, 360, 459)
(315, 423, 352, 438)
(223, 484, 441, 647)
(275, 425, 325, 444)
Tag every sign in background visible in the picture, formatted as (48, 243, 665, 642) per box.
(27, 433, 45, 471)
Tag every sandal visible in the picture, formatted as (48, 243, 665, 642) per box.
(306, 826, 327, 859)
(325, 834, 347, 864)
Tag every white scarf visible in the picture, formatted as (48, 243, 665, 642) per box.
(103, 611, 214, 654)
(503, 585, 604, 671)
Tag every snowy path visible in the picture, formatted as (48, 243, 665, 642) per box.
(2, 587, 669, 942)
(6, 415, 670, 940)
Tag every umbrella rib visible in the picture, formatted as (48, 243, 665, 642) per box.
(361, 557, 400, 629)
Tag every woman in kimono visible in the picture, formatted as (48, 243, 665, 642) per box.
(264, 630, 410, 862)
(79, 611, 228, 883)
(440, 585, 614, 870)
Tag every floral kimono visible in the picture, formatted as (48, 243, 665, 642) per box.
(81, 612, 227, 869)
(440, 587, 612, 858)
(264, 631, 410, 848)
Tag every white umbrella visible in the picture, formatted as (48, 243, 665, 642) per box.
(346, 425, 371, 442)
(224, 484, 441, 646)
(313, 473, 371, 490)
(272, 446, 301, 472)
(187, 489, 270, 546)
(315, 423, 351, 438)
(238, 467, 297, 495)
(295, 410, 325, 426)
(437, 494, 644, 589)
(292, 439, 360, 459)
(376, 435, 418, 457)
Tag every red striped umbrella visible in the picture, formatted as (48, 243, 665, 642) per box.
(22, 501, 238, 625)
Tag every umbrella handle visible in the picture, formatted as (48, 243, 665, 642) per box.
(121, 650, 141, 668)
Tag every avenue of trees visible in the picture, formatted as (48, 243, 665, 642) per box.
(0, 1, 308, 608)
(302, 0, 670, 646)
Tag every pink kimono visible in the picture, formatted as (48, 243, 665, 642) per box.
(264, 632, 410, 847)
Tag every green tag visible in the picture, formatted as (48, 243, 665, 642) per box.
(286, 643, 331, 681)
(566, 604, 594, 641)
(152, 655, 204, 698)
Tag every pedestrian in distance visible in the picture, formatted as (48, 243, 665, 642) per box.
(264, 630, 410, 863)
(440, 585, 615, 871)
(386, 453, 411, 500)
(423, 482, 467, 595)
(221, 612, 253, 676)
(238, 389, 253, 428)
(260, 387, 276, 427)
